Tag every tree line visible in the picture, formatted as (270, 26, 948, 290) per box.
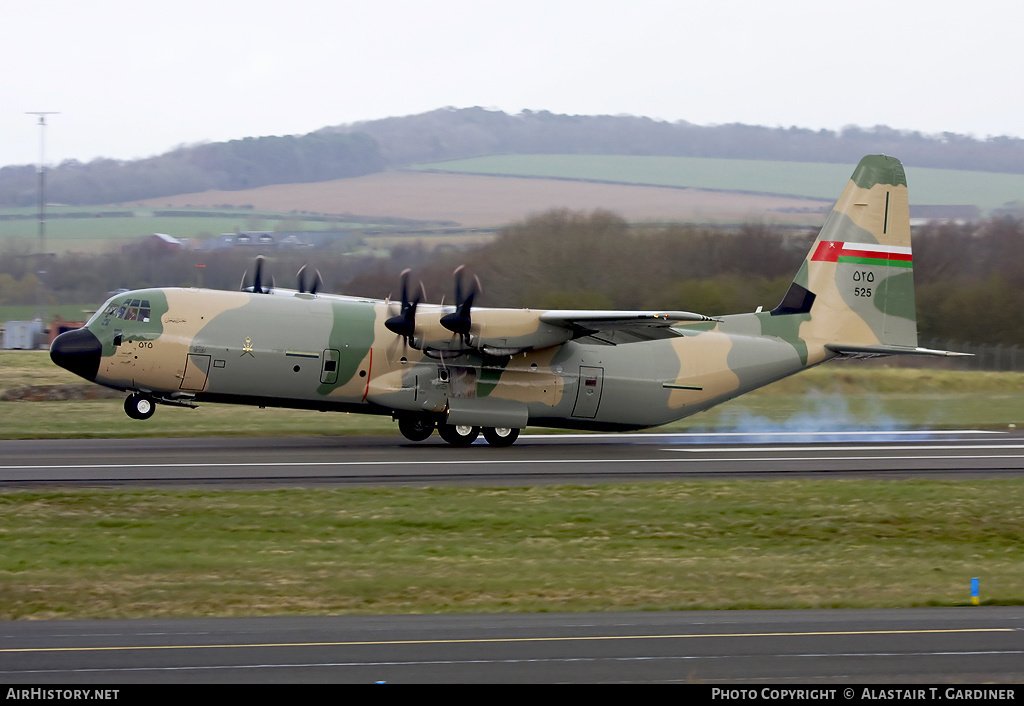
(331, 108, 1024, 175)
(0, 132, 383, 207)
(5, 210, 1021, 346)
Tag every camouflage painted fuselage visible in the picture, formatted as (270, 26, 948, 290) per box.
(51, 156, 961, 443)
(76, 287, 814, 429)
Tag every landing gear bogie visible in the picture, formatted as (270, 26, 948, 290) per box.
(435, 424, 522, 447)
(438, 423, 480, 446)
(482, 426, 520, 447)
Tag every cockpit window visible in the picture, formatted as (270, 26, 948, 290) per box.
(102, 298, 152, 323)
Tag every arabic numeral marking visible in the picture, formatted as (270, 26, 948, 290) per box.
(854, 287, 872, 297)
(137, 341, 153, 348)
(852, 271, 875, 282)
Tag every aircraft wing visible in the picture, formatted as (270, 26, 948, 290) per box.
(538, 310, 716, 344)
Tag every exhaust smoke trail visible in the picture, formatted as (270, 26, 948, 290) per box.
(688, 389, 921, 444)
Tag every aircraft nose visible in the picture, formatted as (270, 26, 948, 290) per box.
(50, 328, 102, 381)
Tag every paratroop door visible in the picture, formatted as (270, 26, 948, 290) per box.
(571, 366, 604, 418)
(180, 354, 211, 391)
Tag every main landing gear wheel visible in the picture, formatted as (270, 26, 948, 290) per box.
(438, 423, 480, 447)
(124, 393, 156, 420)
(398, 414, 435, 442)
(482, 427, 520, 447)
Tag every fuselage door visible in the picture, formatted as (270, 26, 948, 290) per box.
(180, 354, 212, 391)
(572, 366, 604, 419)
(321, 349, 341, 385)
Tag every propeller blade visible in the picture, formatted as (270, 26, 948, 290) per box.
(241, 256, 270, 293)
(296, 264, 322, 294)
(398, 268, 411, 315)
(440, 265, 479, 338)
(453, 264, 464, 305)
(252, 255, 266, 294)
(385, 268, 420, 342)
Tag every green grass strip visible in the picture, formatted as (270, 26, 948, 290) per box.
(1, 481, 1022, 619)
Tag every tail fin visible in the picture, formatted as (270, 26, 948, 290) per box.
(772, 155, 919, 352)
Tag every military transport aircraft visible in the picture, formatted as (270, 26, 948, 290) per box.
(50, 155, 963, 446)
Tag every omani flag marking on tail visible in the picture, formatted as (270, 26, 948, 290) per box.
(811, 241, 913, 268)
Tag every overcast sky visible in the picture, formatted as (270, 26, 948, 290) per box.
(3, 0, 1022, 168)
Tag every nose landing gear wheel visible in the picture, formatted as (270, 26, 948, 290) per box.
(398, 415, 435, 442)
(482, 427, 520, 447)
(438, 423, 480, 446)
(124, 393, 156, 420)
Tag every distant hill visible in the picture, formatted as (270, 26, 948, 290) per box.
(1, 107, 1022, 207)
(325, 107, 1024, 174)
(0, 132, 384, 208)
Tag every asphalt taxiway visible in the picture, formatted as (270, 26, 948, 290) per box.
(3, 607, 1023, 683)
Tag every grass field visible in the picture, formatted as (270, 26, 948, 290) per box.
(2, 480, 1022, 619)
(124, 170, 831, 230)
(411, 155, 1024, 211)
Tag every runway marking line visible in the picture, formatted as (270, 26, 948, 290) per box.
(668, 444, 1024, 453)
(10, 649, 1024, 676)
(4, 449, 1024, 472)
(524, 431, 1005, 439)
(0, 627, 1014, 654)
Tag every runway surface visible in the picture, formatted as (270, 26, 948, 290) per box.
(3, 607, 1023, 683)
(1, 429, 1022, 487)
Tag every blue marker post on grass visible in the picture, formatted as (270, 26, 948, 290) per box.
(971, 578, 980, 606)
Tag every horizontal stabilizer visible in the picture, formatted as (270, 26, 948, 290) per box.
(825, 343, 973, 359)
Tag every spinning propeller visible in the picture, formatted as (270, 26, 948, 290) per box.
(296, 264, 323, 295)
(385, 268, 424, 349)
(240, 255, 273, 294)
(440, 265, 481, 344)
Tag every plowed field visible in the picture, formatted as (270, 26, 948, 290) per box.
(131, 170, 828, 228)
